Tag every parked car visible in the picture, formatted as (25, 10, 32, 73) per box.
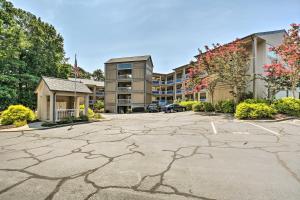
(146, 103, 160, 112)
(164, 104, 186, 113)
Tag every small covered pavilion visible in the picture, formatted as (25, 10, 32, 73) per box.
(35, 76, 92, 122)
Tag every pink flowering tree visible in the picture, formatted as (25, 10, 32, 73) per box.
(188, 40, 250, 104)
(186, 46, 220, 104)
(259, 63, 291, 100)
(270, 23, 300, 98)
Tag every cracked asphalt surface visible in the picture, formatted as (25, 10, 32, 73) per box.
(0, 111, 300, 200)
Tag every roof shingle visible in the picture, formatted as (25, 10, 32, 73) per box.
(42, 76, 92, 94)
(105, 55, 151, 64)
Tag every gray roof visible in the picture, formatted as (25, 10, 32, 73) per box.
(42, 76, 92, 94)
(68, 78, 104, 87)
(105, 55, 151, 64)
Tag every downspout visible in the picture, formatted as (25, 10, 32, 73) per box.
(251, 35, 257, 98)
(53, 92, 56, 122)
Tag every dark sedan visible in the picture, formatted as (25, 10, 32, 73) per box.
(164, 104, 186, 113)
(146, 103, 160, 112)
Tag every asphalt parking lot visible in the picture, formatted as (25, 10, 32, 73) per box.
(0, 111, 299, 200)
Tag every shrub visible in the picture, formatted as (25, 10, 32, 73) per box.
(179, 101, 198, 111)
(235, 102, 277, 119)
(93, 113, 102, 119)
(80, 105, 95, 118)
(272, 97, 300, 117)
(243, 98, 271, 105)
(192, 102, 214, 112)
(192, 102, 204, 112)
(203, 102, 214, 112)
(94, 100, 104, 111)
(0, 105, 36, 127)
(215, 100, 235, 113)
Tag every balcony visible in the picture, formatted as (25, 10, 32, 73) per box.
(167, 90, 174, 94)
(152, 80, 160, 86)
(176, 78, 182, 83)
(118, 99, 131, 104)
(117, 63, 132, 70)
(152, 90, 161, 95)
(118, 74, 132, 80)
(166, 80, 174, 85)
(176, 90, 182, 94)
(118, 87, 132, 92)
(96, 91, 104, 96)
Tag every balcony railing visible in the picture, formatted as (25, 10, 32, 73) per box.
(152, 90, 161, 95)
(176, 90, 182, 94)
(118, 99, 131, 104)
(166, 80, 174, 85)
(118, 74, 132, 79)
(167, 90, 174, 94)
(176, 78, 182, 83)
(118, 87, 132, 92)
(96, 91, 104, 96)
(152, 80, 160, 85)
(117, 63, 132, 70)
(56, 109, 83, 122)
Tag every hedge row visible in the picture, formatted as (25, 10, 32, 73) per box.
(235, 97, 300, 119)
(180, 100, 235, 113)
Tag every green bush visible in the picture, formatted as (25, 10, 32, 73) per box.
(203, 102, 214, 112)
(272, 97, 300, 117)
(243, 98, 271, 105)
(235, 102, 277, 119)
(94, 100, 104, 111)
(93, 113, 102, 119)
(179, 101, 198, 111)
(80, 105, 95, 118)
(192, 102, 214, 112)
(0, 105, 36, 127)
(192, 102, 204, 112)
(215, 100, 235, 113)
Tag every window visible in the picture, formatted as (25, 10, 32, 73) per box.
(200, 92, 206, 101)
(117, 63, 132, 70)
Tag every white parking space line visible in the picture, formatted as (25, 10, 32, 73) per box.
(246, 122, 280, 136)
(211, 121, 217, 134)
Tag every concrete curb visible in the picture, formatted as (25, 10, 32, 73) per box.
(236, 117, 296, 123)
(0, 118, 110, 133)
(193, 112, 298, 123)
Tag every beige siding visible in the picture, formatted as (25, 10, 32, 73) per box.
(132, 68, 144, 79)
(105, 81, 116, 91)
(105, 105, 115, 113)
(131, 93, 144, 104)
(132, 81, 144, 91)
(209, 84, 233, 103)
(105, 64, 117, 80)
(105, 93, 116, 104)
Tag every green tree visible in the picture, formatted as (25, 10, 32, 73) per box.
(0, 0, 69, 110)
(92, 68, 105, 81)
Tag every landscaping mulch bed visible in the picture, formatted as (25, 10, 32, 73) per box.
(0, 124, 16, 130)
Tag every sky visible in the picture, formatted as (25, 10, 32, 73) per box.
(10, 0, 300, 73)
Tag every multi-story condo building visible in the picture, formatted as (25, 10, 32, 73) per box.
(152, 29, 288, 104)
(104, 29, 290, 113)
(151, 64, 207, 106)
(68, 78, 104, 106)
(104, 55, 153, 113)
